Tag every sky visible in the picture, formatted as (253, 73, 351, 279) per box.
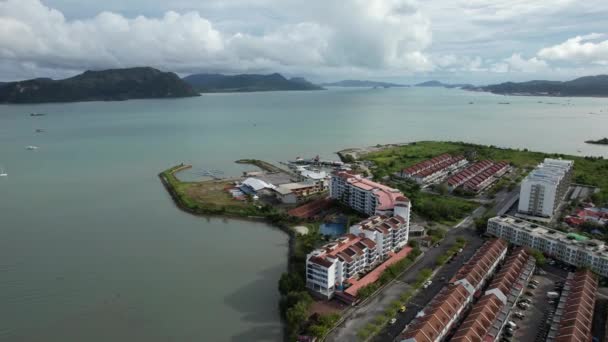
(0, 0, 607, 84)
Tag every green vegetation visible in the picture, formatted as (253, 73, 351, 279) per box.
(307, 313, 341, 338)
(0, 67, 198, 104)
(389, 179, 477, 224)
(427, 228, 447, 245)
(527, 248, 546, 266)
(363, 141, 608, 206)
(415, 193, 478, 224)
(436, 240, 467, 266)
(159, 164, 268, 217)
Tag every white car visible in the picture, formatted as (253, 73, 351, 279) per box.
(390, 318, 397, 325)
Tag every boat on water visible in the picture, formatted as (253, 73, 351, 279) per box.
(30, 113, 46, 117)
(0, 166, 7, 177)
(35, 129, 45, 133)
(25, 145, 39, 150)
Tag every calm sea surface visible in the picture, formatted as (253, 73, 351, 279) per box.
(1, 87, 608, 341)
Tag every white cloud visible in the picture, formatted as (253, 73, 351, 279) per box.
(0, 0, 434, 80)
(538, 33, 608, 64)
(504, 53, 549, 72)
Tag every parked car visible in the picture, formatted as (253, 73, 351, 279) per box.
(525, 291, 534, 296)
(390, 318, 397, 325)
(399, 305, 406, 313)
(528, 284, 538, 289)
(513, 312, 525, 319)
(519, 298, 532, 304)
(530, 280, 540, 285)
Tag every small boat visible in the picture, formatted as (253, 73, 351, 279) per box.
(468, 102, 474, 104)
(26, 145, 39, 150)
(0, 167, 7, 177)
(30, 113, 46, 117)
(35, 129, 45, 133)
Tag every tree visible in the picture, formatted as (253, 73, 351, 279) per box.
(527, 248, 546, 266)
(286, 300, 310, 334)
(278, 272, 305, 295)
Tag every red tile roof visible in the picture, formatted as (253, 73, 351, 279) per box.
(554, 270, 597, 342)
(451, 249, 531, 342)
(400, 240, 508, 342)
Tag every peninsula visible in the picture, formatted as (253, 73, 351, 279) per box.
(321, 80, 408, 88)
(469, 74, 608, 97)
(0, 67, 198, 104)
(586, 137, 608, 145)
(159, 141, 608, 341)
(182, 73, 323, 92)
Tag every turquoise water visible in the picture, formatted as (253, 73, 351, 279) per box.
(1, 87, 608, 342)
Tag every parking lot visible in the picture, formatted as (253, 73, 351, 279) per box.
(511, 269, 565, 342)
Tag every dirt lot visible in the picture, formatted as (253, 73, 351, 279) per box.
(182, 180, 250, 208)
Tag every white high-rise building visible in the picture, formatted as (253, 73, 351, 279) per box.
(518, 158, 573, 219)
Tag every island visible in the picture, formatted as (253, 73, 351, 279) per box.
(415, 80, 474, 88)
(159, 141, 608, 341)
(586, 138, 608, 145)
(321, 80, 408, 88)
(469, 74, 608, 97)
(0, 67, 199, 104)
(182, 73, 323, 92)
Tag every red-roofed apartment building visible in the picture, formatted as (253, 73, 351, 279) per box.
(306, 233, 379, 299)
(305, 213, 411, 299)
(398, 239, 508, 342)
(330, 171, 411, 219)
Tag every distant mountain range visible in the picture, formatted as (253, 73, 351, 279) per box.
(0, 67, 198, 104)
(321, 80, 408, 88)
(415, 80, 473, 88)
(470, 75, 608, 97)
(183, 73, 323, 92)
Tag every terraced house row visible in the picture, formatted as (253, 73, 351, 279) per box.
(398, 154, 468, 185)
(447, 160, 510, 193)
(398, 239, 508, 342)
(547, 270, 598, 342)
(451, 248, 536, 342)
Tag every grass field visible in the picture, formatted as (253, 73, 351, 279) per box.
(159, 165, 262, 216)
(362, 141, 608, 205)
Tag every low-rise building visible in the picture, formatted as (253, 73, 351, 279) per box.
(447, 160, 494, 190)
(518, 158, 574, 219)
(462, 161, 509, 193)
(273, 181, 324, 204)
(330, 171, 411, 217)
(398, 239, 508, 342)
(238, 177, 277, 195)
(487, 215, 608, 277)
(546, 270, 597, 342)
(451, 248, 535, 342)
(398, 154, 467, 185)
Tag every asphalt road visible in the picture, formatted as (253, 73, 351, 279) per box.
(372, 227, 484, 342)
(325, 225, 484, 342)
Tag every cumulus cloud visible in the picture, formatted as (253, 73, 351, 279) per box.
(0, 0, 433, 80)
(538, 33, 608, 64)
